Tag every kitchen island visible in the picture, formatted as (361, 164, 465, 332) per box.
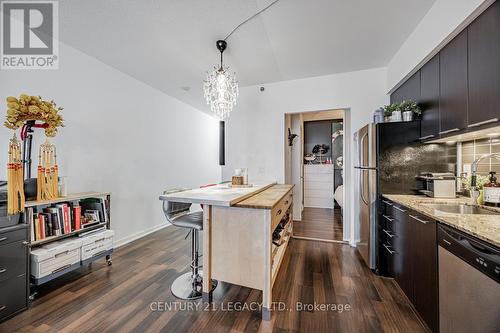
(160, 182, 294, 320)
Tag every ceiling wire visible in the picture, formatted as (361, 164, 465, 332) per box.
(224, 0, 281, 41)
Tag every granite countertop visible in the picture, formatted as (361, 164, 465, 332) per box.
(382, 194, 500, 248)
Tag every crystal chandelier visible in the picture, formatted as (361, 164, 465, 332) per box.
(203, 40, 239, 120)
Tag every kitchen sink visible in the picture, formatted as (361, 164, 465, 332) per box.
(422, 203, 499, 215)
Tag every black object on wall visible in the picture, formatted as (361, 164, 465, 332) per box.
(219, 121, 225, 166)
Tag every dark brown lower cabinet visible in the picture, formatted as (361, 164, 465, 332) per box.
(392, 205, 413, 301)
(408, 211, 438, 333)
(380, 199, 438, 332)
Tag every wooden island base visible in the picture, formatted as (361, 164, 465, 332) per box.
(201, 184, 294, 320)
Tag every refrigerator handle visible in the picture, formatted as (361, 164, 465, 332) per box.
(359, 132, 368, 167)
(360, 169, 368, 205)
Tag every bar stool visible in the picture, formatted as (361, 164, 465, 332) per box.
(160, 189, 217, 300)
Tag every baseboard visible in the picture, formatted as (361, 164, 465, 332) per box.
(114, 223, 171, 248)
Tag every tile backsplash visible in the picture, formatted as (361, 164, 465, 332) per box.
(461, 138, 500, 175)
(379, 143, 456, 194)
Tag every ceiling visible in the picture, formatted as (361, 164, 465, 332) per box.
(59, 0, 436, 113)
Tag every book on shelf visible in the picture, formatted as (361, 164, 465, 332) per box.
(33, 215, 40, 241)
(50, 212, 61, 236)
(56, 204, 71, 234)
(44, 213, 52, 237)
(26, 207, 35, 242)
(45, 207, 63, 235)
(38, 213, 46, 240)
(73, 206, 81, 230)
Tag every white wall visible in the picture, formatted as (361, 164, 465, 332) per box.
(387, 0, 493, 92)
(0, 42, 221, 245)
(222, 67, 388, 244)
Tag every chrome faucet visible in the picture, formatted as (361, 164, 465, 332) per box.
(470, 153, 500, 189)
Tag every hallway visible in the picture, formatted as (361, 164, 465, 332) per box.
(293, 207, 344, 242)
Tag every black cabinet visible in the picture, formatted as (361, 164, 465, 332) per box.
(391, 1, 500, 141)
(468, 1, 500, 129)
(439, 29, 468, 136)
(379, 199, 438, 332)
(378, 199, 396, 277)
(390, 71, 421, 105)
(392, 204, 413, 300)
(419, 54, 440, 140)
(0, 224, 29, 323)
(408, 211, 438, 333)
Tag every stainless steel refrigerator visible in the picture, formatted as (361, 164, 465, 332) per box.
(354, 124, 377, 269)
(354, 121, 422, 271)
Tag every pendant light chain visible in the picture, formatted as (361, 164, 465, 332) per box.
(224, 0, 281, 41)
(204, 0, 281, 120)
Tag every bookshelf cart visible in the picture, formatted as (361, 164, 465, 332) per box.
(25, 192, 112, 300)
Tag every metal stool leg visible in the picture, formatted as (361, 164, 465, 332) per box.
(171, 228, 217, 300)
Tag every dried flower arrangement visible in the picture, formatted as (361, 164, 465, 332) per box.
(4, 94, 64, 137)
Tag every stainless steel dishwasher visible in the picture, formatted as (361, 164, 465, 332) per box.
(438, 225, 500, 333)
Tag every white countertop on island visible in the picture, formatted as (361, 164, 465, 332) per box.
(159, 182, 276, 206)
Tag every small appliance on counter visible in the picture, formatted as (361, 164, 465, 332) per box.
(415, 172, 456, 198)
(483, 172, 500, 206)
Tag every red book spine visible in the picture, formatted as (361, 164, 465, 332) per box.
(74, 206, 81, 230)
(38, 214, 45, 239)
(63, 204, 70, 233)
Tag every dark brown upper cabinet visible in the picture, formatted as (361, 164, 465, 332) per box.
(439, 29, 468, 136)
(390, 71, 421, 105)
(468, 1, 500, 129)
(420, 54, 440, 140)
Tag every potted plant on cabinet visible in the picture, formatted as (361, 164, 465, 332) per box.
(383, 103, 399, 122)
(399, 100, 421, 121)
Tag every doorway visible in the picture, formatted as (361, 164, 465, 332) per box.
(284, 110, 346, 242)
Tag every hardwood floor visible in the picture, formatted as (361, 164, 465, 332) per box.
(293, 207, 344, 241)
(0, 227, 426, 333)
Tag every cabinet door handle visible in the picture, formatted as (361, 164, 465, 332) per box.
(382, 214, 394, 222)
(419, 135, 435, 140)
(468, 118, 498, 128)
(284, 200, 289, 205)
(0, 305, 6, 311)
(0, 268, 6, 274)
(393, 206, 406, 213)
(0, 237, 7, 242)
(383, 229, 395, 238)
(22, 241, 29, 245)
(383, 244, 395, 254)
(439, 128, 460, 135)
(276, 209, 282, 216)
(409, 214, 429, 224)
(442, 239, 451, 246)
(382, 200, 393, 206)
